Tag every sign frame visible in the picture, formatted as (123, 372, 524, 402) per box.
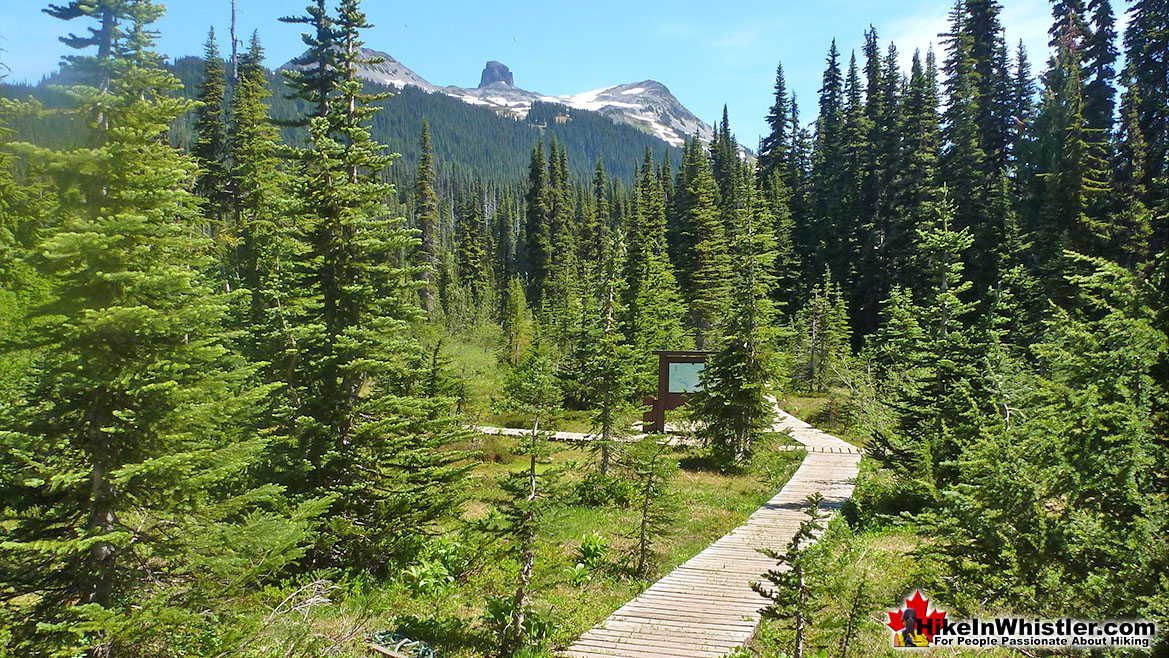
(643, 350, 711, 432)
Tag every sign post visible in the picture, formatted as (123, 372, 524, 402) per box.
(642, 350, 711, 432)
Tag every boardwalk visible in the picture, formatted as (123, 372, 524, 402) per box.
(475, 425, 700, 446)
(559, 403, 861, 658)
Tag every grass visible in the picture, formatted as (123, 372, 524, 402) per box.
(259, 327, 804, 657)
(242, 429, 806, 657)
(780, 389, 868, 447)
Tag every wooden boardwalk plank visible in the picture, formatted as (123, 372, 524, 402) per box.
(558, 402, 860, 658)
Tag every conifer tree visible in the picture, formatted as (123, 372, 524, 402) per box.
(1084, 0, 1118, 143)
(711, 106, 741, 210)
(582, 232, 636, 474)
(942, 257, 1167, 617)
(626, 436, 678, 577)
(0, 4, 320, 653)
(966, 0, 1012, 173)
(764, 168, 802, 316)
(753, 494, 827, 658)
(1123, 0, 1169, 254)
(940, 1, 998, 293)
(501, 275, 532, 365)
(226, 32, 288, 319)
(807, 40, 847, 286)
(1009, 42, 1041, 217)
(684, 151, 731, 349)
(415, 121, 440, 313)
(876, 197, 980, 489)
(1037, 17, 1112, 278)
(193, 28, 230, 228)
(278, 0, 338, 123)
(495, 338, 562, 657)
(893, 50, 943, 295)
(42, 0, 124, 92)
(693, 178, 778, 463)
(524, 139, 552, 307)
(627, 152, 690, 393)
(458, 183, 490, 304)
(1111, 63, 1154, 267)
(794, 269, 852, 393)
(544, 139, 582, 340)
(279, 0, 469, 566)
(758, 62, 791, 182)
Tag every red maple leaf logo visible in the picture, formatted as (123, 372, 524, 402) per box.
(887, 590, 947, 642)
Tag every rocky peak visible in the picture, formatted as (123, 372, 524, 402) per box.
(478, 61, 514, 88)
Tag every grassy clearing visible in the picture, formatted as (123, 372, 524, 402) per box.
(241, 429, 805, 657)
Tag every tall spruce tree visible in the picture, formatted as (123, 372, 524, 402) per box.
(1123, 0, 1169, 255)
(581, 231, 636, 474)
(279, 0, 469, 567)
(807, 40, 847, 289)
(627, 151, 690, 394)
(1037, 16, 1112, 281)
(193, 28, 230, 229)
(794, 269, 852, 393)
(458, 183, 490, 304)
(415, 121, 440, 313)
(693, 177, 778, 463)
(893, 50, 943, 295)
(0, 4, 320, 654)
(874, 196, 980, 489)
(524, 139, 552, 308)
(684, 150, 731, 349)
(758, 62, 791, 182)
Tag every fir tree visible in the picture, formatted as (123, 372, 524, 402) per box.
(693, 178, 778, 463)
(223, 31, 304, 439)
(794, 269, 852, 393)
(278, 0, 338, 123)
(893, 50, 943, 295)
(415, 121, 440, 313)
(940, 1, 999, 294)
(1037, 18, 1112, 276)
(495, 338, 562, 657)
(1084, 0, 1119, 142)
(501, 275, 532, 365)
(458, 183, 490, 304)
(280, 0, 469, 567)
(876, 196, 980, 489)
(966, 0, 1012, 173)
(684, 150, 731, 349)
(753, 494, 827, 658)
(582, 232, 636, 474)
(42, 0, 125, 93)
(627, 151, 691, 393)
(758, 62, 791, 182)
(193, 28, 230, 228)
(764, 168, 802, 316)
(1111, 63, 1154, 267)
(626, 436, 678, 577)
(1123, 0, 1169, 254)
(1, 4, 320, 654)
(524, 140, 552, 308)
(807, 40, 847, 288)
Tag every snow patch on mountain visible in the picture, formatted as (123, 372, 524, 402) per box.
(283, 50, 721, 150)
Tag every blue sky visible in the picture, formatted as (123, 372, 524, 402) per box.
(2, 0, 1081, 147)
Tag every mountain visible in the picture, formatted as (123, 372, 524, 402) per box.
(281, 48, 716, 147)
(4, 53, 686, 182)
